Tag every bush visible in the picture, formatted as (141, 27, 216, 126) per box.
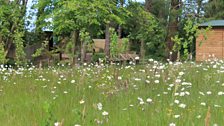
(92, 53, 105, 63)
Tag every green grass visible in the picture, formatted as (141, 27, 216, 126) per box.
(0, 61, 224, 126)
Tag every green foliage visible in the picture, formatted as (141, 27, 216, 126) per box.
(42, 101, 56, 126)
(124, 1, 165, 59)
(0, 43, 7, 64)
(80, 29, 93, 52)
(65, 40, 75, 59)
(121, 38, 129, 53)
(204, 0, 224, 19)
(172, 19, 211, 60)
(14, 30, 26, 65)
(110, 29, 130, 58)
(92, 53, 106, 62)
(0, 0, 27, 64)
(172, 19, 198, 60)
(32, 41, 48, 58)
(110, 28, 119, 58)
(172, 35, 183, 52)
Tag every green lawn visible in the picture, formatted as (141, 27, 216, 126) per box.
(0, 60, 224, 126)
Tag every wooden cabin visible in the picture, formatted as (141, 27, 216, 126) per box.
(196, 20, 224, 61)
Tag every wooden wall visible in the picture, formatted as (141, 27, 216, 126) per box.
(196, 28, 224, 61)
(93, 39, 122, 52)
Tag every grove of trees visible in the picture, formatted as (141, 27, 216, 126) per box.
(0, 0, 224, 65)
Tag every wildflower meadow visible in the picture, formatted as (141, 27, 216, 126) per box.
(0, 59, 224, 126)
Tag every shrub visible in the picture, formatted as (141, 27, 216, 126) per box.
(92, 53, 105, 63)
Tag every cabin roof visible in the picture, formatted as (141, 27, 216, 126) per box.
(199, 20, 224, 27)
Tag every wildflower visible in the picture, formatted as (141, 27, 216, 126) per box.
(179, 92, 185, 97)
(174, 115, 180, 118)
(71, 80, 75, 83)
(154, 80, 160, 84)
(63, 91, 68, 94)
(79, 99, 85, 104)
(54, 122, 60, 126)
(179, 72, 184, 76)
(196, 115, 201, 119)
(179, 103, 186, 108)
(174, 100, 179, 104)
(169, 122, 176, 126)
(134, 78, 141, 81)
(146, 80, 150, 84)
(107, 76, 112, 80)
(199, 91, 205, 96)
(207, 91, 212, 95)
(175, 79, 181, 83)
(118, 76, 122, 80)
(135, 57, 140, 60)
(174, 93, 179, 96)
(155, 74, 160, 78)
(129, 104, 134, 107)
(146, 98, 152, 103)
(97, 103, 103, 110)
(148, 58, 154, 62)
(139, 101, 144, 105)
(218, 91, 224, 95)
(138, 97, 144, 105)
(214, 104, 221, 108)
(185, 91, 190, 95)
(163, 92, 168, 94)
(102, 111, 109, 116)
(200, 102, 206, 106)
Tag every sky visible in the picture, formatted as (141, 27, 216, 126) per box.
(135, 0, 145, 2)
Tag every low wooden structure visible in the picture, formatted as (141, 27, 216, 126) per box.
(196, 20, 224, 61)
(110, 52, 140, 64)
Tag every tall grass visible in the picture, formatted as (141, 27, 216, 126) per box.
(0, 60, 224, 126)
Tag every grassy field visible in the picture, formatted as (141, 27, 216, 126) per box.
(0, 60, 224, 126)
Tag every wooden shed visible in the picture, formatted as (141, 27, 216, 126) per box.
(196, 20, 224, 61)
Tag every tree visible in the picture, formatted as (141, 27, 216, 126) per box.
(36, 0, 125, 63)
(166, 0, 181, 61)
(124, 1, 165, 60)
(204, 0, 224, 19)
(0, 0, 28, 64)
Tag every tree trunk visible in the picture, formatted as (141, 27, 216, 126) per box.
(118, 1, 124, 39)
(118, 26, 122, 39)
(145, 0, 152, 12)
(81, 41, 86, 63)
(166, 0, 180, 61)
(140, 39, 145, 59)
(105, 23, 110, 58)
(71, 30, 79, 65)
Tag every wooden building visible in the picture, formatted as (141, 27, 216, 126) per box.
(196, 20, 224, 61)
